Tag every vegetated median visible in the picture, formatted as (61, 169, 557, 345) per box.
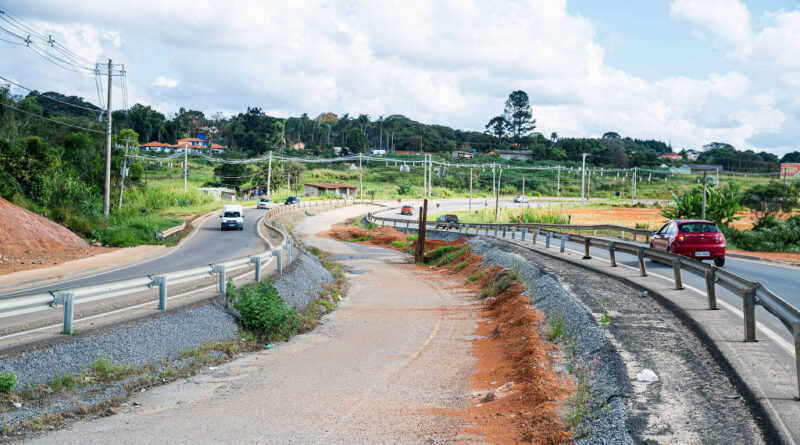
(0, 231, 347, 440)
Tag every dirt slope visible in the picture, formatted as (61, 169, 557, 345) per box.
(0, 197, 103, 275)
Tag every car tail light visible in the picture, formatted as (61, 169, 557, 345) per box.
(677, 234, 684, 243)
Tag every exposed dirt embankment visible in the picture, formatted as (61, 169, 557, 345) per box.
(0, 197, 109, 275)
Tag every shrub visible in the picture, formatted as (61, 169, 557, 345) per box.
(397, 182, 412, 195)
(89, 358, 132, 382)
(228, 280, 298, 341)
(725, 215, 800, 252)
(425, 245, 456, 262)
(0, 372, 17, 393)
(511, 208, 569, 225)
(391, 240, 405, 248)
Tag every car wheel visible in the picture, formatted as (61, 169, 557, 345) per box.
(714, 257, 725, 267)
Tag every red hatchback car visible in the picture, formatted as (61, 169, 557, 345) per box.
(650, 219, 727, 266)
(400, 205, 414, 215)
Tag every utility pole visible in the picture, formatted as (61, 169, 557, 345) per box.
(183, 143, 188, 192)
(422, 155, 427, 199)
(522, 175, 525, 196)
(468, 168, 473, 214)
(631, 166, 637, 201)
(492, 165, 496, 200)
(266, 152, 272, 198)
(359, 153, 363, 201)
(117, 137, 130, 208)
(103, 59, 113, 216)
(701, 170, 710, 220)
(557, 165, 560, 197)
(494, 167, 502, 222)
(428, 154, 433, 196)
(287, 170, 291, 194)
(581, 153, 587, 204)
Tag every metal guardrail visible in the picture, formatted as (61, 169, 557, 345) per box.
(156, 222, 186, 241)
(367, 213, 800, 399)
(0, 199, 355, 336)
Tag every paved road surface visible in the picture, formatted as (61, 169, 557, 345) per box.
(0, 208, 269, 299)
(24, 205, 479, 444)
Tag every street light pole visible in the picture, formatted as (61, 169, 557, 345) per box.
(266, 151, 272, 198)
(581, 153, 587, 203)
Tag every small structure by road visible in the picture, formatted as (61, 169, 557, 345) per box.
(303, 183, 358, 198)
(197, 187, 237, 201)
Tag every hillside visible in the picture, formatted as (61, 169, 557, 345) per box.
(0, 197, 104, 275)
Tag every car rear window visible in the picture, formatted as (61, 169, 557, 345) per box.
(679, 223, 719, 233)
(403, 205, 412, 209)
(223, 211, 241, 218)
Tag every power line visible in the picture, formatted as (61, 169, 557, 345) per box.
(0, 101, 104, 134)
(0, 74, 102, 114)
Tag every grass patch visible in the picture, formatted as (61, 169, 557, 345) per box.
(465, 269, 488, 283)
(449, 258, 471, 271)
(565, 357, 598, 436)
(352, 235, 373, 242)
(599, 298, 612, 329)
(545, 314, 566, 341)
(227, 279, 298, 342)
(479, 273, 513, 299)
(391, 240, 406, 249)
(87, 358, 134, 382)
(48, 373, 78, 392)
(0, 371, 17, 393)
(430, 245, 471, 267)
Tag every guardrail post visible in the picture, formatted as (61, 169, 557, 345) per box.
(633, 233, 637, 242)
(154, 276, 167, 310)
(406, 221, 410, 228)
(545, 231, 551, 248)
(286, 240, 293, 263)
(621, 230, 626, 240)
(533, 229, 538, 245)
(705, 268, 718, 309)
(743, 287, 757, 342)
(793, 322, 800, 400)
(521, 227, 527, 241)
(250, 257, 262, 282)
(637, 248, 647, 276)
(608, 242, 617, 267)
(583, 238, 591, 259)
(272, 249, 283, 275)
(560, 234, 568, 253)
(213, 265, 227, 295)
(494, 225, 499, 237)
(672, 258, 683, 290)
(485, 225, 489, 236)
(511, 226, 515, 239)
(58, 292, 74, 335)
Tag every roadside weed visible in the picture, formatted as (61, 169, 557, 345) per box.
(599, 298, 612, 329)
(0, 371, 17, 393)
(545, 314, 565, 341)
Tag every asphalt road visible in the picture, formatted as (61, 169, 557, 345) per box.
(374, 204, 800, 346)
(0, 207, 270, 299)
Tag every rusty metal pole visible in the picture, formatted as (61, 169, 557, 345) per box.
(416, 207, 424, 263)
(743, 287, 757, 342)
(705, 268, 718, 310)
(417, 200, 428, 264)
(583, 238, 591, 259)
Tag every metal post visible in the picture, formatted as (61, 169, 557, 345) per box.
(705, 269, 718, 309)
(583, 238, 591, 259)
(214, 265, 227, 294)
(546, 231, 551, 248)
(502, 226, 507, 238)
(250, 257, 262, 282)
(494, 225, 499, 237)
(273, 249, 283, 275)
(581, 153, 587, 204)
(533, 228, 538, 244)
(793, 322, 800, 400)
(608, 242, 617, 266)
(521, 227, 527, 241)
(560, 234, 568, 253)
(672, 258, 683, 290)
(60, 292, 74, 335)
(637, 248, 647, 276)
(266, 152, 272, 198)
(156, 276, 167, 310)
(287, 240, 293, 264)
(743, 287, 757, 342)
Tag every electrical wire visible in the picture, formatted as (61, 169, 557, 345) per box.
(0, 101, 104, 133)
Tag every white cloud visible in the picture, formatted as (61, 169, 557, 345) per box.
(1, 0, 798, 154)
(152, 76, 179, 89)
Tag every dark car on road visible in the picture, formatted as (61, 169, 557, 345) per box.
(435, 214, 459, 228)
(401, 205, 414, 215)
(284, 196, 301, 205)
(650, 219, 726, 266)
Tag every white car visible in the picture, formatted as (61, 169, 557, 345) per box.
(256, 197, 274, 209)
(220, 204, 244, 231)
(513, 195, 530, 203)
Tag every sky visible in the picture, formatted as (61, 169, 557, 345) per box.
(0, 0, 798, 155)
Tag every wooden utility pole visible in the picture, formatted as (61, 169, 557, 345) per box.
(416, 199, 429, 264)
(183, 143, 188, 192)
(494, 167, 502, 222)
(266, 151, 272, 198)
(468, 168, 473, 213)
(103, 59, 113, 216)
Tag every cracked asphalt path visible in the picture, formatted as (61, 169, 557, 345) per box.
(24, 205, 480, 444)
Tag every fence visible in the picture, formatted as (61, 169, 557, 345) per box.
(156, 222, 186, 241)
(0, 200, 353, 337)
(367, 212, 800, 399)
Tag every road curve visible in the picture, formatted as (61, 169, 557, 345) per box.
(0, 207, 270, 299)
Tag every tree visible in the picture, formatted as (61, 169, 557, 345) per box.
(742, 181, 799, 226)
(602, 132, 621, 139)
(485, 116, 508, 146)
(781, 151, 800, 163)
(502, 90, 535, 141)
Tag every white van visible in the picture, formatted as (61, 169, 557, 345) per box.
(220, 204, 244, 231)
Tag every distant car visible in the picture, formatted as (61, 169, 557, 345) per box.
(220, 204, 244, 231)
(401, 205, 414, 215)
(514, 195, 530, 203)
(650, 219, 726, 266)
(435, 214, 459, 228)
(284, 196, 301, 205)
(257, 197, 273, 209)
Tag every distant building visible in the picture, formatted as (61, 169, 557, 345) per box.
(347, 163, 359, 170)
(140, 142, 172, 152)
(399, 164, 410, 172)
(451, 151, 474, 159)
(490, 149, 533, 161)
(197, 187, 237, 201)
(291, 142, 306, 150)
(303, 182, 358, 198)
(681, 164, 722, 174)
(660, 152, 682, 160)
(686, 149, 700, 161)
(370, 149, 386, 155)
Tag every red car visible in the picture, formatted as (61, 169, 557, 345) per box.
(650, 219, 726, 266)
(400, 205, 414, 215)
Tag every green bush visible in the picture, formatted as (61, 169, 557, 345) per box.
(426, 245, 456, 262)
(511, 208, 569, 224)
(725, 215, 800, 252)
(228, 280, 298, 341)
(0, 371, 17, 393)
